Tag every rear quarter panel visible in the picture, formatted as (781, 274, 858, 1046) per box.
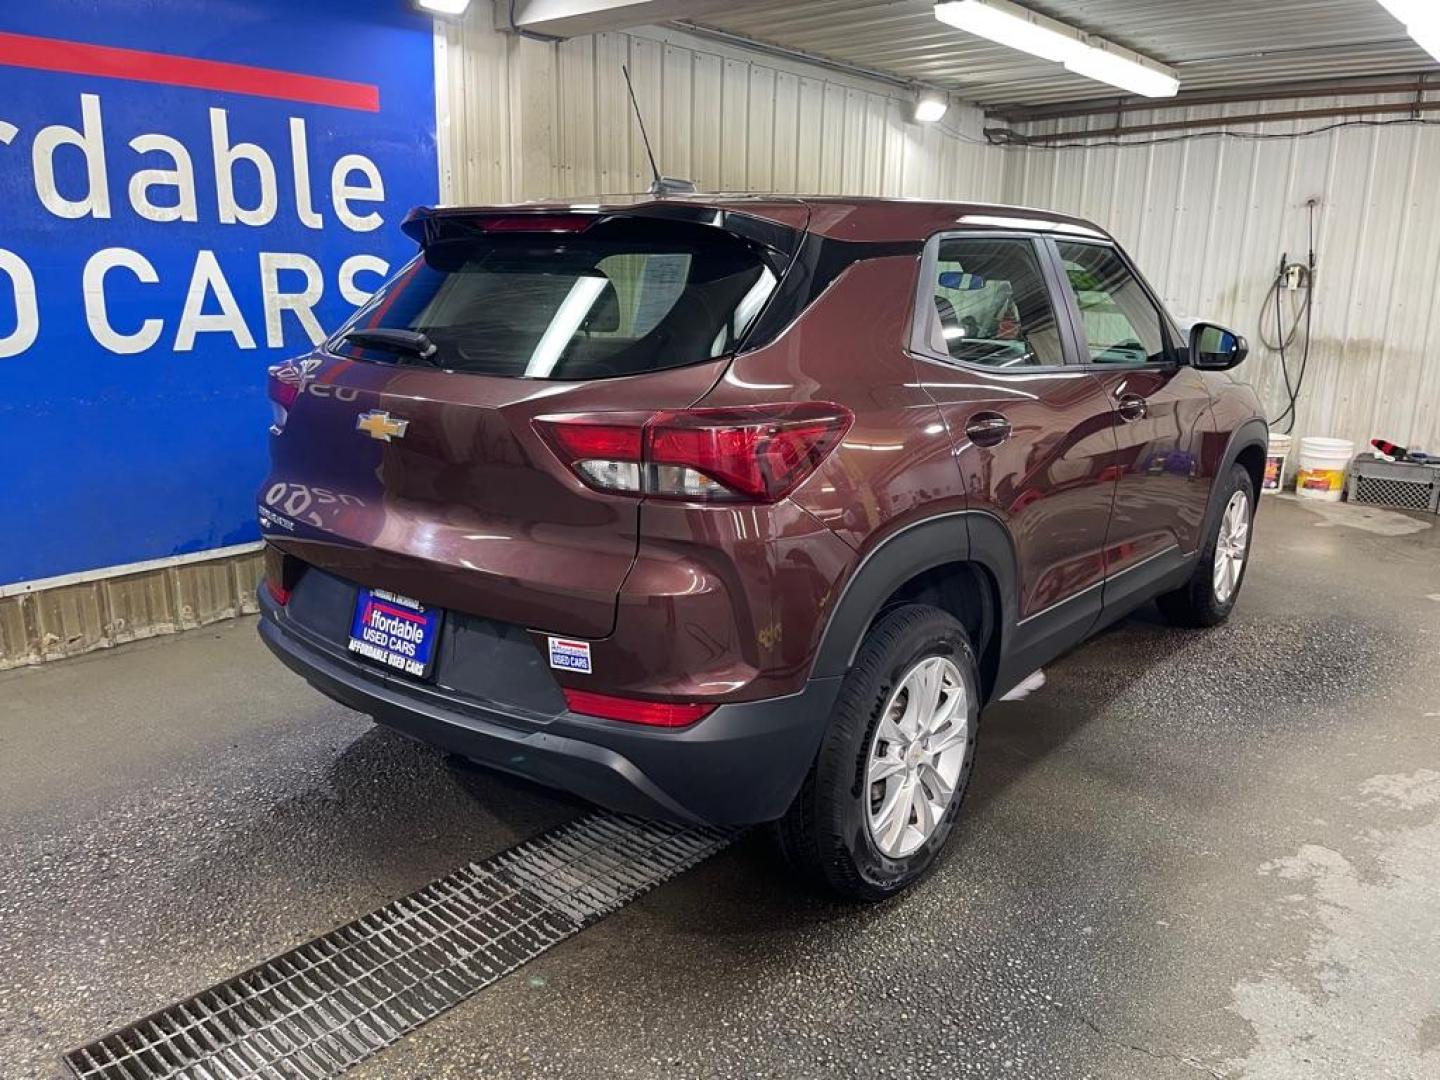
(613, 254, 964, 702)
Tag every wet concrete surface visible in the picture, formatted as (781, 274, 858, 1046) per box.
(2, 496, 1438, 1079)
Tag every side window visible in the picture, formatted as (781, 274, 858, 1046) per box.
(923, 237, 1063, 368)
(1054, 241, 1170, 364)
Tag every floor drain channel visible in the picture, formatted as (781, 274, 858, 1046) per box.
(64, 813, 734, 1079)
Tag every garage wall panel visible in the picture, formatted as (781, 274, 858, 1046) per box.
(1008, 98, 1440, 453)
(438, 20, 1005, 206)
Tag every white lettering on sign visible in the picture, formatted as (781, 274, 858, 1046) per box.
(331, 153, 385, 233)
(32, 92, 111, 220)
(260, 251, 326, 347)
(338, 254, 389, 307)
(289, 118, 323, 230)
(83, 248, 163, 355)
(0, 92, 399, 359)
(128, 133, 198, 223)
(0, 250, 40, 359)
(211, 107, 278, 227)
(176, 249, 256, 351)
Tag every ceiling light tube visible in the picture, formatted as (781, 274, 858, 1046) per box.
(933, 0, 1180, 98)
(934, 0, 1086, 64)
(1375, 1, 1440, 63)
(1064, 43, 1180, 98)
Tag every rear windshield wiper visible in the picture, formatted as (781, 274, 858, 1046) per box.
(342, 328, 440, 365)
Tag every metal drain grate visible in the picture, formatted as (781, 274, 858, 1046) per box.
(64, 813, 733, 1079)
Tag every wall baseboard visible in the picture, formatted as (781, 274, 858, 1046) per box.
(0, 548, 265, 670)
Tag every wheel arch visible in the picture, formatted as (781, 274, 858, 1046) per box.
(812, 512, 1019, 703)
(1207, 417, 1269, 535)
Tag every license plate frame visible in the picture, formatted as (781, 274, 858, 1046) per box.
(346, 588, 444, 680)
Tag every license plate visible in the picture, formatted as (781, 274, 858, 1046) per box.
(347, 588, 442, 679)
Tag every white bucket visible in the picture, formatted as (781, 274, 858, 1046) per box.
(1262, 432, 1291, 494)
(1295, 437, 1354, 501)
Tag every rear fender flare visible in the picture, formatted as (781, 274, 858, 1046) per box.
(1203, 417, 1269, 538)
(811, 512, 1019, 680)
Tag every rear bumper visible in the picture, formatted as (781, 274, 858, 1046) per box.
(258, 591, 841, 825)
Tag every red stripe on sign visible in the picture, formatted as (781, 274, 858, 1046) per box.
(0, 31, 379, 112)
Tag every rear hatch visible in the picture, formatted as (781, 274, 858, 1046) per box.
(260, 204, 801, 639)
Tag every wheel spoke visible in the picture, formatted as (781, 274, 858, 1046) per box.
(926, 719, 967, 758)
(929, 677, 964, 734)
(912, 784, 937, 836)
(875, 712, 907, 749)
(868, 749, 906, 785)
(900, 660, 941, 738)
(919, 760, 955, 802)
(876, 777, 914, 852)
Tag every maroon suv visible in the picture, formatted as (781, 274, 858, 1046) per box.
(257, 195, 1266, 899)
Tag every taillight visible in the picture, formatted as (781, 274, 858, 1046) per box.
(263, 544, 298, 606)
(267, 362, 303, 432)
(563, 688, 715, 727)
(535, 403, 852, 503)
(538, 419, 646, 494)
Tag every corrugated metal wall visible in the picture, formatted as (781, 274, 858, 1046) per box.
(436, 20, 1006, 205)
(1005, 98, 1440, 454)
(0, 549, 263, 670)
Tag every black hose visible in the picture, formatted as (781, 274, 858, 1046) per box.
(1267, 204, 1318, 435)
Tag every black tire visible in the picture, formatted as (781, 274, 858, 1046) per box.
(774, 604, 980, 901)
(1156, 462, 1255, 628)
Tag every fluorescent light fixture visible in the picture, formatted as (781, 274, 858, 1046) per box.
(913, 91, 950, 123)
(1064, 44, 1179, 98)
(415, 0, 471, 15)
(934, 0, 1086, 64)
(933, 0, 1180, 98)
(1374, 0, 1440, 62)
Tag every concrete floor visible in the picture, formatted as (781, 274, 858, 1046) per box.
(2, 496, 1438, 1080)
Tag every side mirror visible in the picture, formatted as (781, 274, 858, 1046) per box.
(1189, 322, 1248, 370)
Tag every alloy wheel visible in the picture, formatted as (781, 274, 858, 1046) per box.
(865, 655, 969, 858)
(1213, 488, 1250, 604)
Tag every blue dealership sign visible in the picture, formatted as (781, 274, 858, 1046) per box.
(0, 0, 437, 585)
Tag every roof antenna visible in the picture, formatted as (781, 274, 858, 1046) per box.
(622, 64, 695, 196)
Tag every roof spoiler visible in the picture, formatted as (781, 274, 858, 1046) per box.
(400, 204, 805, 257)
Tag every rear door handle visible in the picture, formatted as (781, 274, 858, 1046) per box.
(1116, 394, 1147, 422)
(965, 412, 1011, 447)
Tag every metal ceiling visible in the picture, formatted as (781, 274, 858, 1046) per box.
(684, 0, 1440, 109)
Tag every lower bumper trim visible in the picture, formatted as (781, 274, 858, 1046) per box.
(258, 597, 841, 826)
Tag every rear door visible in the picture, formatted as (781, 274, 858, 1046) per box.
(260, 212, 788, 639)
(911, 232, 1121, 669)
(1047, 239, 1213, 588)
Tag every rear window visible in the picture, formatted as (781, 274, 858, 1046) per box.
(331, 217, 780, 380)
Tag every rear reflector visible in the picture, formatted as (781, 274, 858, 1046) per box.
(535, 403, 852, 503)
(563, 688, 715, 727)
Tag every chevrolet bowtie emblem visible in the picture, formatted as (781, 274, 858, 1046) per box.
(356, 410, 409, 442)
